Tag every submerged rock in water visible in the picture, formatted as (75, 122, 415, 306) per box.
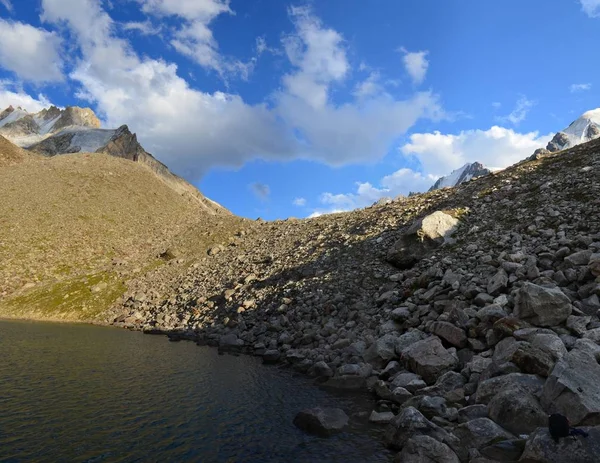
(293, 407, 349, 437)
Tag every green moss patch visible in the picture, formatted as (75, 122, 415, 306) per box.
(0, 272, 126, 321)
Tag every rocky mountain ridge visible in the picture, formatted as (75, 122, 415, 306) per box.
(546, 108, 600, 152)
(429, 162, 492, 191)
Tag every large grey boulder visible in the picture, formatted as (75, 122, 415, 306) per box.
(480, 439, 526, 462)
(511, 344, 555, 377)
(541, 349, 600, 425)
(293, 407, 349, 437)
(514, 283, 572, 326)
(519, 426, 600, 463)
(363, 334, 398, 369)
(387, 211, 459, 269)
(453, 418, 514, 461)
(384, 406, 458, 450)
(395, 330, 428, 355)
(395, 435, 460, 463)
(430, 321, 467, 348)
(457, 404, 488, 423)
(475, 373, 544, 404)
(401, 336, 459, 384)
(488, 388, 547, 434)
(416, 371, 466, 399)
(531, 333, 567, 360)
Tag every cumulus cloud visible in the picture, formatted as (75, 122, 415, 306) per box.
(401, 126, 552, 175)
(0, 19, 63, 82)
(41, 0, 294, 179)
(0, 81, 53, 111)
(36, 0, 443, 181)
(275, 7, 444, 166)
(399, 47, 429, 85)
(570, 83, 592, 93)
(281, 6, 349, 109)
(580, 0, 600, 17)
(293, 197, 306, 206)
(496, 96, 535, 125)
(136, 0, 254, 79)
(310, 124, 552, 217)
(354, 72, 382, 99)
(250, 182, 270, 200)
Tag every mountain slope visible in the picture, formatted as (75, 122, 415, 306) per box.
(429, 162, 491, 191)
(0, 137, 245, 321)
(546, 108, 600, 152)
(0, 135, 36, 167)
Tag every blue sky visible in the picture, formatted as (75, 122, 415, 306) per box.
(0, 0, 598, 219)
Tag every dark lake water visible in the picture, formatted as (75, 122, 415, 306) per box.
(0, 320, 392, 462)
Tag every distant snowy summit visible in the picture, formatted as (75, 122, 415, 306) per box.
(546, 108, 600, 152)
(0, 105, 103, 149)
(428, 162, 491, 191)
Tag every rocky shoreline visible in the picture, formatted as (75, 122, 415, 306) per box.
(106, 140, 600, 462)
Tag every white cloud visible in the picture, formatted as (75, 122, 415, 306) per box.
(570, 83, 592, 93)
(0, 19, 63, 82)
(399, 47, 429, 85)
(0, 0, 12, 12)
(41, 0, 293, 179)
(353, 72, 382, 99)
(492, 102, 502, 109)
(580, 0, 600, 17)
(401, 126, 552, 176)
(137, 0, 254, 79)
(318, 168, 433, 211)
(255, 36, 279, 56)
(292, 197, 306, 206)
(275, 7, 444, 166)
(0, 81, 53, 112)
(281, 6, 349, 109)
(310, 124, 553, 216)
(122, 20, 162, 36)
(496, 96, 535, 125)
(250, 182, 270, 200)
(36, 0, 443, 180)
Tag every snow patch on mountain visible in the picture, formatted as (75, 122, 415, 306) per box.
(65, 128, 117, 153)
(547, 108, 600, 152)
(429, 162, 491, 191)
(0, 107, 28, 128)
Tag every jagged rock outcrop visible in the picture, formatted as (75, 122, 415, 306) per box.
(386, 210, 459, 269)
(429, 162, 491, 191)
(0, 105, 101, 146)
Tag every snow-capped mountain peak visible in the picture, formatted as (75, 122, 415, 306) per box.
(429, 162, 491, 191)
(0, 105, 101, 148)
(547, 108, 600, 152)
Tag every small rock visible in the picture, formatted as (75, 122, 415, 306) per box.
(369, 410, 395, 424)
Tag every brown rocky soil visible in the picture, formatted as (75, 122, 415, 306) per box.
(0, 146, 246, 321)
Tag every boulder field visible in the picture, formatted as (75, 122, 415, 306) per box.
(108, 138, 600, 461)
